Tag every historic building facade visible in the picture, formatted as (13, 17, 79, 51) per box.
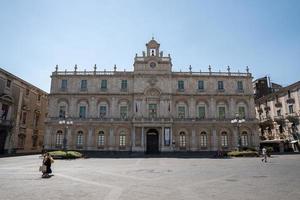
(45, 39, 259, 153)
(0, 68, 48, 154)
(255, 81, 300, 152)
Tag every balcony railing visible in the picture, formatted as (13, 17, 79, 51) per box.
(48, 117, 257, 123)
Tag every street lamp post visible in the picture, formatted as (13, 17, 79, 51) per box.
(231, 113, 245, 151)
(58, 116, 73, 151)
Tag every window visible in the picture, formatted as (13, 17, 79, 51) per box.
(98, 131, 105, 146)
(120, 106, 128, 118)
(119, 133, 126, 147)
(59, 106, 66, 118)
(81, 80, 87, 91)
(6, 80, 11, 88)
(218, 107, 226, 119)
(218, 81, 224, 90)
(77, 131, 84, 146)
(76, 131, 83, 145)
(200, 132, 207, 147)
(198, 106, 205, 119)
(26, 89, 30, 96)
(221, 132, 228, 147)
(237, 81, 243, 91)
(178, 80, 184, 90)
(121, 80, 128, 90)
(32, 134, 38, 148)
(178, 106, 185, 118)
(238, 106, 245, 119)
(56, 131, 63, 146)
(288, 90, 291, 98)
(99, 106, 107, 117)
(61, 80, 67, 90)
(101, 80, 107, 90)
(198, 80, 204, 90)
(34, 113, 40, 128)
(79, 106, 86, 118)
(18, 134, 26, 148)
(241, 132, 248, 146)
(1, 104, 9, 120)
(37, 94, 41, 101)
(179, 132, 186, 148)
(289, 105, 294, 114)
(21, 112, 27, 124)
(149, 104, 157, 118)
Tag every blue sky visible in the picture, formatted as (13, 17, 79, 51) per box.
(0, 0, 299, 92)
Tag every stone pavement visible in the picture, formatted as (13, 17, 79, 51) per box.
(0, 155, 300, 200)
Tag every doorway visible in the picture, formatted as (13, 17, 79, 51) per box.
(146, 129, 159, 154)
(0, 130, 7, 154)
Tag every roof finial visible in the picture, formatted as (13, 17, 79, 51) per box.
(246, 66, 249, 73)
(114, 64, 117, 72)
(152, 33, 154, 40)
(55, 64, 58, 72)
(189, 65, 192, 72)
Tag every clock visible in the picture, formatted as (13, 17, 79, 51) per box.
(150, 62, 156, 68)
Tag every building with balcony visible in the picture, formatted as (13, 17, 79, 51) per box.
(255, 81, 300, 152)
(0, 68, 48, 154)
(44, 39, 259, 154)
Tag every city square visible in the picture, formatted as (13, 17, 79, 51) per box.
(1, 154, 300, 200)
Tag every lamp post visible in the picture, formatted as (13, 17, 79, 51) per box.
(58, 116, 73, 151)
(231, 113, 245, 151)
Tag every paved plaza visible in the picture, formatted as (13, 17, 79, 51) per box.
(0, 155, 300, 200)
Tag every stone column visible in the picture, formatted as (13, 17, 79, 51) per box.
(111, 97, 117, 118)
(161, 126, 164, 149)
(87, 128, 93, 150)
(191, 129, 196, 151)
(210, 97, 216, 119)
(67, 128, 72, 149)
(109, 127, 115, 150)
(212, 128, 217, 151)
(131, 127, 136, 147)
(233, 128, 238, 149)
(44, 128, 51, 149)
(141, 127, 145, 151)
(90, 97, 97, 118)
(189, 97, 196, 118)
(229, 98, 235, 118)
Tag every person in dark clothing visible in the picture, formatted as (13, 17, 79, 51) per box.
(42, 152, 53, 178)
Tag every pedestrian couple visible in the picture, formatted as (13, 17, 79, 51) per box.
(40, 152, 54, 178)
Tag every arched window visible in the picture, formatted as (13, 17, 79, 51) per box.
(77, 131, 83, 146)
(56, 131, 63, 146)
(179, 132, 186, 148)
(98, 131, 105, 146)
(18, 134, 26, 148)
(200, 132, 207, 147)
(119, 132, 126, 147)
(221, 132, 228, 147)
(241, 131, 248, 146)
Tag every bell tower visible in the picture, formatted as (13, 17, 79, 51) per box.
(146, 37, 160, 57)
(133, 38, 172, 74)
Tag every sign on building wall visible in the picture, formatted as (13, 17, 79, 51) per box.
(164, 127, 170, 146)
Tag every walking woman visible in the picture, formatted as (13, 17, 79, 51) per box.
(42, 152, 54, 178)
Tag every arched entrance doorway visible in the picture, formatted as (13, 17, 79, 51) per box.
(146, 129, 159, 154)
(0, 130, 8, 154)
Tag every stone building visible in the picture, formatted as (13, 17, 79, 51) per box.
(0, 68, 48, 154)
(255, 81, 300, 152)
(45, 39, 259, 154)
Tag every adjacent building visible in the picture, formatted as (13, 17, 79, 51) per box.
(45, 39, 259, 154)
(255, 80, 300, 152)
(0, 68, 48, 154)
